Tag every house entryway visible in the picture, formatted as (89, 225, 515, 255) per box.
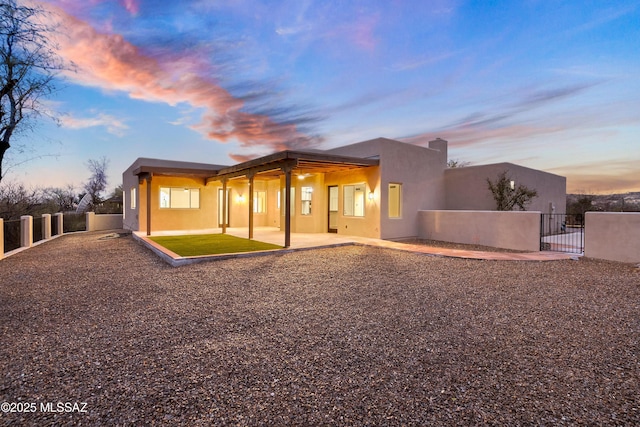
(540, 214, 584, 254)
(328, 186, 338, 233)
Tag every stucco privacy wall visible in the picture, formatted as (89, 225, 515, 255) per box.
(86, 213, 124, 232)
(417, 210, 541, 252)
(445, 163, 566, 213)
(585, 212, 640, 263)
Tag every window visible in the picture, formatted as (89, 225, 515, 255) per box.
(130, 187, 137, 209)
(253, 191, 266, 213)
(388, 183, 402, 218)
(343, 184, 365, 217)
(301, 187, 313, 215)
(160, 187, 200, 209)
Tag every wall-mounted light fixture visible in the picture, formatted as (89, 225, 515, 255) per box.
(236, 194, 245, 203)
(510, 180, 515, 190)
(368, 191, 375, 201)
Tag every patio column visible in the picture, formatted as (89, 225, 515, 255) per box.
(247, 173, 254, 240)
(282, 165, 293, 248)
(221, 178, 228, 234)
(145, 173, 152, 236)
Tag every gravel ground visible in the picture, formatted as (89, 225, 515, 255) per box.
(1, 231, 638, 426)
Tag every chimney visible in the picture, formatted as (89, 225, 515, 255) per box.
(428, 138, 448, 162)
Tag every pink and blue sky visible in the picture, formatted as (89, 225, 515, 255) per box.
(8, 0, 640, 193)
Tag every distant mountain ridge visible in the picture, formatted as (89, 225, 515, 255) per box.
(567, 192, 640, 212)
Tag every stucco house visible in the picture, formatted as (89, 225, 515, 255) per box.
(122, 138, 566, 246)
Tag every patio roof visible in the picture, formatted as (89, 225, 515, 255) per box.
(131, 150, 379, 181)
(131, 157, 225, 179)
(209, 150, 379, 181)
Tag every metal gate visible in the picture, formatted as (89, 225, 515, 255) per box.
(540, 214, 584, 254)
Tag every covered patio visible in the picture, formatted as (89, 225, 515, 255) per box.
(209, 150, 378, 247)
(133, 150, 380, 248)
(134, 150, 379, 247)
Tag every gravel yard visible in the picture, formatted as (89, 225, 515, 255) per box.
(1, 231, 639, 426)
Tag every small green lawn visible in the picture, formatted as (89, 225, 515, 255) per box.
(149, 234, 282, 257)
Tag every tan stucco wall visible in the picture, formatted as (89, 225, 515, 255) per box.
(122, 158, 225, 232)
(445, 163, 566, 214)
(328, 137, 447, 239)
(122, 165, 139, 231)
(417, 210, 541, 251)
(86, 213, 124, 231)
(325, 166, 381, 238)
(267, 180, 281, 228)
(138, 176, 217, 234)
(585, 212, 640, 263)
(222, 179, 278, 228)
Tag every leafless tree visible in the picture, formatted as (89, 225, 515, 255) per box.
(0, 179, 41, 219)
(0, 0, 65, 182)
(447, 159, 470, 168)
(487, 170, 538, 211)
(43, 184, 77, 212)
(83, 157, 109, 208)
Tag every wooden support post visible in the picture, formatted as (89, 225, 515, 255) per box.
(283, 167, 292, 248)
(146, 173, 152, 236)
(222, 179, 228, 234)
(248, 174, 254, 240)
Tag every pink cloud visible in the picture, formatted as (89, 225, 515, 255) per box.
(120, 0, 139, 15)
(349, 14, 379, 51)
(47, 4, 312, 158)
(42, 0, 138, 17)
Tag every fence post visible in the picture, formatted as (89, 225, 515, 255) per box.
(0, 218, 4, 260)
(86, 211, 95, 232)
(20, 215, 33, 248)
(53, 213, 64, 235)
(42, 214, 52, 240)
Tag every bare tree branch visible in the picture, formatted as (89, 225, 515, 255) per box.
(487, 170, 538, 211)
(0, 0, 66, 182)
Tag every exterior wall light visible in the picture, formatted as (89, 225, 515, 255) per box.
(237, 194, 245, 203)
(368, 191, 375, 201)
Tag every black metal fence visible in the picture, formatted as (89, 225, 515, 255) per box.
(52, 215, 60, 236)
(33, 216, 44, 244)
(63, 213, 86, 233)
(3, 219, 21, 253)
(540, 213, 584, 254)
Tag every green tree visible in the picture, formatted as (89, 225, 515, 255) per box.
(487, 170, 538, 211)
(567, 194, 594, 215)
